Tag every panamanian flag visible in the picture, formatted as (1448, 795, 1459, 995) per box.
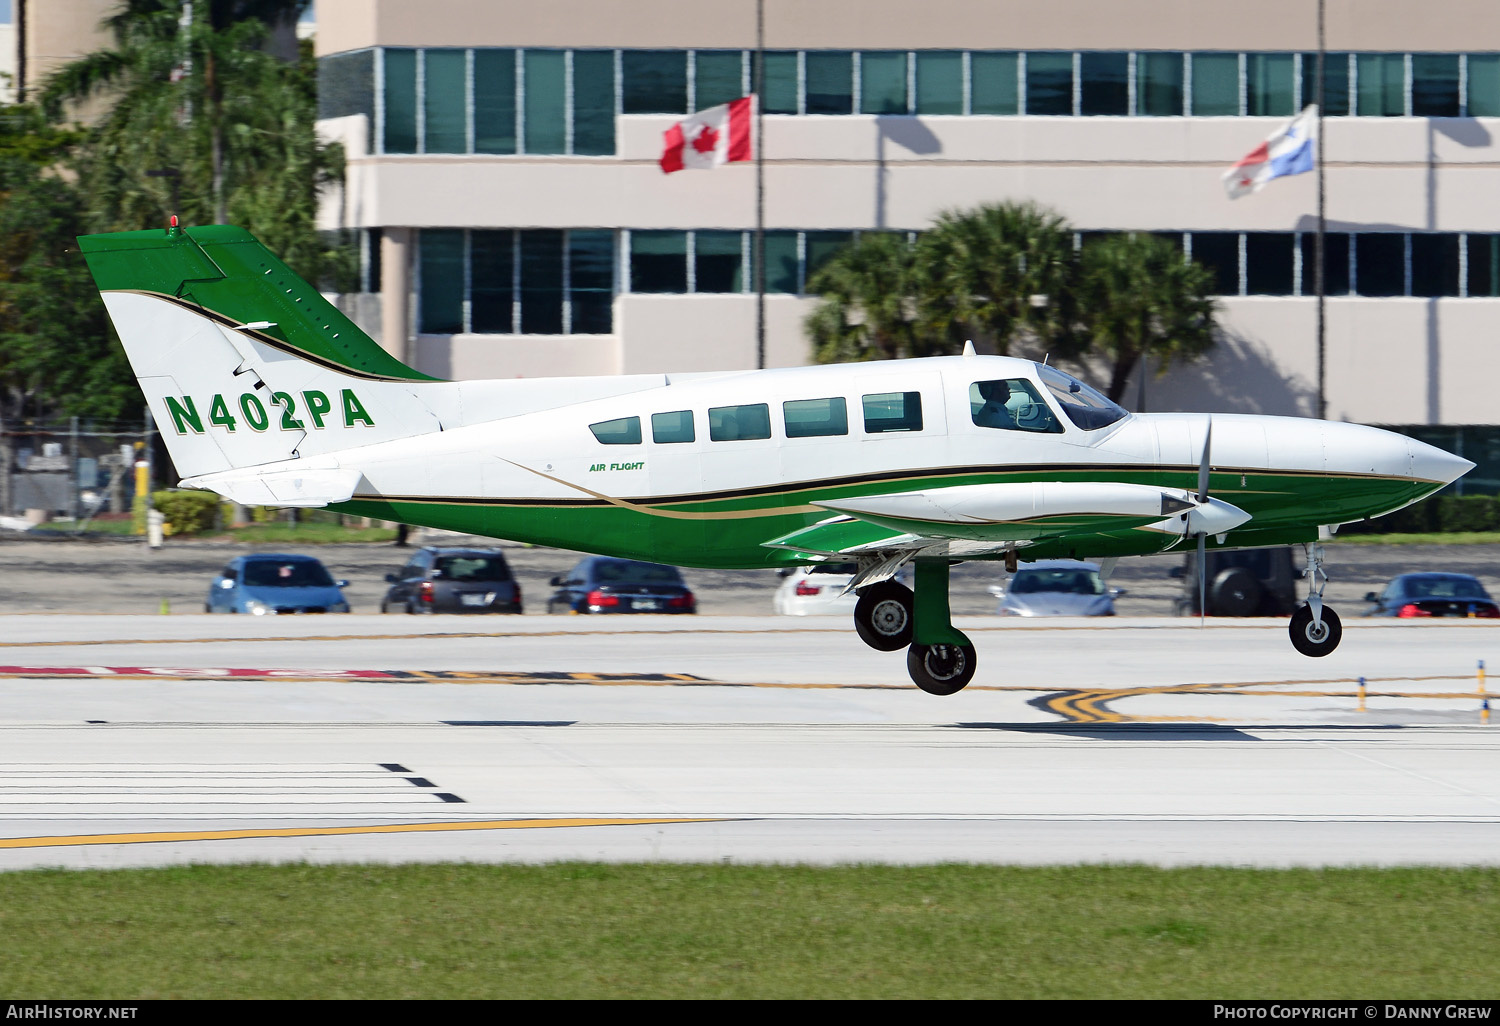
(660, 96, 755, 173)
(1222, 105, 1318, 199)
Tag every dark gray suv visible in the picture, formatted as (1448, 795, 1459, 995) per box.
(1174, 547, 1301, 617)
(380, 547, 522, 614)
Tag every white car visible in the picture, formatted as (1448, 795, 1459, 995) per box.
(773, 563, 913, 615)
(988, 559, 1123, 616)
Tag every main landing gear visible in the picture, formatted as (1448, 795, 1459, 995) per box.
(854, 561, 976, 695)
(1289, 541, 1342, 657)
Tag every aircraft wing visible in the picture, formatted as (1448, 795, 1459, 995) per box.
(764, 480, 1250, 560)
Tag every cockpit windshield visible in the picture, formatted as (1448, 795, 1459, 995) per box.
(1036, 364, 1129, 431)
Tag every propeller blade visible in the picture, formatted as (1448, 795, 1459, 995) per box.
(1197, 415, 1213, 504)
(1198, 530, 1207, 627)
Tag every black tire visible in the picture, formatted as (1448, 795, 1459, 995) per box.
(906, 642, 977, 695)
(1210, 567, 1263, 616)
(854, 580, 914, 651)
(1289, 604, 1342, 657)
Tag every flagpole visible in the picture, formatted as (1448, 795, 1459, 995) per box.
(1315, 0, 1327, 420)
(755, 0, 766, 370)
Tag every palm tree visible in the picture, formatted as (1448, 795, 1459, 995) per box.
(805, 232, 946, 363)
(41, 2, 323, 250)
(917, 201, 1080, 358)
(1074, 233, 1219, 405)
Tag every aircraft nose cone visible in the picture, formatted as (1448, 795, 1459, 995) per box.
(1409, 436, 1475, 485)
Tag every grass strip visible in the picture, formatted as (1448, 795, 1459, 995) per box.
(1, 862, 1497, 999)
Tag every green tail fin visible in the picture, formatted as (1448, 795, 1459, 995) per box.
(77, 224, 434, 382)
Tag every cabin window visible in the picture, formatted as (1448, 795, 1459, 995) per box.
(708, 403, 772, 441)
(783, 397, 848, 438)
(651, 410, 695, 443)
(862, 392, 923, 433)
(1036, 364, 1128, 431)
(590, 416, 642, 444)
(969, 379, 1063, 433)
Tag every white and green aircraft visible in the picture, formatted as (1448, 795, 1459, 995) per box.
(79, 223, 1473, 694)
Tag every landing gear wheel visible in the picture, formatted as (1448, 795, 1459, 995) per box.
(854, 581, 914, 651)
(1210, 567, 1262, 617)
(1289, 605, 1342, 657)
(906, 642, 977, 695)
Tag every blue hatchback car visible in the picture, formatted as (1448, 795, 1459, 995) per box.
(206, 554, 351, 614)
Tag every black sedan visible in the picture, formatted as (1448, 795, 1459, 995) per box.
(1364, 573, 1500, 618)
(546, 557, 695, 614)
(380, 546, 522, 614)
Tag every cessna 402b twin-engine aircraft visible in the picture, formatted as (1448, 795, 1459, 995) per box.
(79, 224, 1473, 694)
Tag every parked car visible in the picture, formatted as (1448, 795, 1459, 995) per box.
(1173, 547, 1301, 617)
(546, 557, 695, 614)
(773, 562, 911, 615)
(205, 554, 350, 614)
(380, 546, 522, 614)
(988, 559, 1122, 616)
(1364, 573, 1500, 618)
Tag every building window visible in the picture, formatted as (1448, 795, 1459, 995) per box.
(523, 50, 567, 154)
(762, 232, 800, 294)
(572, 51, 617, 155)
(1355, 234, 1406, 296)
(1079, 52, 1129, 116)
(1356, 53, 1406, 116)
(383, 48, 418, 154)
(1410, 234, 1460, 297)
(860, 51, 909, 114)
(317, 49, 376, 152)
(570, 231, 616, 333)
(1411, 54, 1461, 117)
(622, 50, 688, 114)
(470, 230, 514, 333)
(915, 51, 963, 115)
(1191, 53, 1240, 116)
(520, 230, 565, 333)
(805, 51, 854, 114)
(970, 52, 1020, 114)
(1135, 52, 1184, 116)
(1301, 233, 1351, 296)
(694, 231, 746, 293)
(473, 49, 516, 154)
(1245, 233, 1295, 296)
(418, 230, 465, 334)
(1468, 235, 1500, 297)
(1025, 52, 1073, 115)
(630, 231, 688, 294)
(1469, 55, 1500, 117)
(695, 50, 746, 110)
(1299, 52, 1350, 116)
(422, 49, 467, 153)
(1189, 232, 1241, 295)
(760, 51, 800, 114)
(1246, 53, 1294, 116)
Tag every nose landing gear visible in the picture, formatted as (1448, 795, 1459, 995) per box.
(1290, 542, 1342, 657)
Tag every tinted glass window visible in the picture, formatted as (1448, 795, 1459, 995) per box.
(569, 229, 615, 334)
(1411, 54, 1460, 117)
(1356, 53, 1405, 116)
(622, 50, 687, 113)
(1037, 364, 1127, 431)
(1468, 234, 1500, 297)
(860, 51, 907, 114)
(419, 229, 464, 333)
(652, 410, 695, 443)
(473, 49, 516, 154)
(1189, 232, 1240, 295)
(318, 50, 375, 150)
(970, 379, 1062, 433)
(1245, 233, 1294, 296)
(524, 50, 566, 153)
(805, 51, 853, 114)
(783, 397, 849, 438)
(590, 416, 642, 445)
(519, 229, 564, 333)
(471, 230, 514, 333)
(1301, 52, 1350, 116)
(694, 50, 744, 109)
(434, 556, 511, 581)
(709, 403, 772, 441)
(695, 231, 744, 293)
(1411, 234, 1460, 297)
(244, 560, 334, 588)
(1469, 54, 1500, 117)
(915, 51, 963, 114)
(862, 391, 923, 433)
(383, 48, 417, 153)
(1246, 52, 1294, 116)
(423, 49, 466, 153)
(1356, 233, 1405, 296)
(1301, 232, 1351, 295)
(762, 231, 799, 294)
(1079, 52, 1128, 116)
(1136, 52, 1183, 115)
(804, 231, 853, 283)
(1191, 53, 1239, 115)
(760, 51, 799, 114)
(970, 52, 1019, 114)
(631, 231, 688, 293)
(573, 49, 616, 155)
(1025, 52, 1072, 115)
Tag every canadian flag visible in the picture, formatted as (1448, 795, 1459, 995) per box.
(660, 96, 755, 173)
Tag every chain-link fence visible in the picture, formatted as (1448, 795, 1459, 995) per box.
(0, 420, 156, 529)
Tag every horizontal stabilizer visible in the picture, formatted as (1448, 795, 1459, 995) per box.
(180, 465, 362, 508)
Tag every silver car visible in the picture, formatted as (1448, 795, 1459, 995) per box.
(988, 559, 1122, 617)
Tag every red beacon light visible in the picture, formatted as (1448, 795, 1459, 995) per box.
(166, 214, 181, 237)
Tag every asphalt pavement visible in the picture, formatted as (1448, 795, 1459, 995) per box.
(1, 527, 1498, 618)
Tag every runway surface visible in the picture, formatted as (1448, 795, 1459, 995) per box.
(2, 613, 1499, 870)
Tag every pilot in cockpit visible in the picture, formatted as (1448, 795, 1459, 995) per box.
(973, 380, 1016, 428)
